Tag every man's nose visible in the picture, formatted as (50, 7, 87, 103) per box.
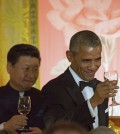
(27, 70, 35, 78)
(89, 61, 96, 70)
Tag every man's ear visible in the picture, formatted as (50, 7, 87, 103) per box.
(7, 62, 12, 74)
(66, 50, 73, 62)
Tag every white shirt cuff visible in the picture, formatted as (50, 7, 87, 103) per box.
(0, 123, 4, 130)
(87, 99, 97, 117)
(87, 99, 98, 128)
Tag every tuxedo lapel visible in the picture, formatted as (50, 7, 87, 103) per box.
(63, 69, 85, 105)
(66, 86, 85, 105)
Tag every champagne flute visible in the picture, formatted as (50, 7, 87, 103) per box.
(18, 96, 31, 130)
(104, 71, 119, 106)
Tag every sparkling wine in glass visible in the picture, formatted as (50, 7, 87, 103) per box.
(104, 71, 120, 106)
(18, 96, 31, 130)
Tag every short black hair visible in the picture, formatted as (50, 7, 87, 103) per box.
(7, 44, 41, 65)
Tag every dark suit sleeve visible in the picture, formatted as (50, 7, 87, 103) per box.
(0, 105, 6, 123)
(26, 89, 45, 129)
(0, 101, 16, 124)
(41, 84, 95, 131)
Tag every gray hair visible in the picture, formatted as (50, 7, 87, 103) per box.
(69, 30, 102, 53)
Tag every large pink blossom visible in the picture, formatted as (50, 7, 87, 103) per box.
(47, 0, 120, 45)
(47, 0, 120, 70)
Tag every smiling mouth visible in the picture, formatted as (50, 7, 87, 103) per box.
(87, 72, 95, 77)
(24, 80, 34, 83)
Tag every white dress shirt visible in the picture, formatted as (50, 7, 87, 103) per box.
(69, 67, 98, 128)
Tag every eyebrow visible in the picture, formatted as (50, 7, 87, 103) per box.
(82, 57, 101, 61)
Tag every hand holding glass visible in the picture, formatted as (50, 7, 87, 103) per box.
(104, 71, 119, 106)
(18, 96, 31, 130)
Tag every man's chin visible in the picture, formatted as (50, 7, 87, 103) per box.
(24, 82, 34, 87)
(22, 85, 33, 91)
(85, 76, 95, 81)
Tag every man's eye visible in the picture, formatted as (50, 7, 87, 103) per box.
(33, 68, 39, 72)
(95, 58, 101, 62)
(83, 60, 90, 63)
(23, 67, 29, 71)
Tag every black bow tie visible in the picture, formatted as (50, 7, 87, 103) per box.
(79, 78, 97, 91)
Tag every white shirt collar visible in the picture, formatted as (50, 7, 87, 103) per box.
(69, 67, 85, 86)
(19, 92, 24, 97)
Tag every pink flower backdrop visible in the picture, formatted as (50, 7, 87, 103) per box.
(38, 0, 120, 116)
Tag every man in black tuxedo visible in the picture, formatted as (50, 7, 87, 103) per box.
(0, 44, 44, 133)
(41, 30, 118, 131)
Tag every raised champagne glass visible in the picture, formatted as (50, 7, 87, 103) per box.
(104, 71, 119, 106)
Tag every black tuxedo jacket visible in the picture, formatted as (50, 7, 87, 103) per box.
(0, 83, 45, 129)
(41, 68, 108, 131)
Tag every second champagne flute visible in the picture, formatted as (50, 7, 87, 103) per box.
(18, 96, 31, 130)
